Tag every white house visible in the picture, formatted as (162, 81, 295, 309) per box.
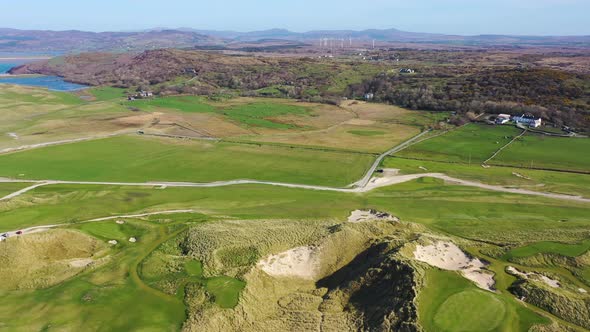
(513, 114, 542, 128)
(364, 93, 375, 100)
(399, 68, 415, 74)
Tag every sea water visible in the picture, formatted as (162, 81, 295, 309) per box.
(0, 75, 88, 91)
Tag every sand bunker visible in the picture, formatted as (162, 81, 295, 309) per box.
(257, 246, 321, 280)
(414, 241, 495, 291)
(348, 209, 399, 223)
(108, 240, 118, 245)
(506, 266, 561, 288)
(116, 220, 125, 224)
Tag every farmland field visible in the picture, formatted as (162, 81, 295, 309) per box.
(491, 133, 590, 172)
(397, 124, 522, 163)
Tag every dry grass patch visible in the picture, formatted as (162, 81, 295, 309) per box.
(0, 229, 107, 290)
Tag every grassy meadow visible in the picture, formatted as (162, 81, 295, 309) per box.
(397, 124, 522, 163)
(491, 134, 590, 173)
(127, 96, 310, 129)
(0, 135, 374, 187)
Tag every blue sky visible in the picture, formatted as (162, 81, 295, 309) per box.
(2, 0, 589, 35)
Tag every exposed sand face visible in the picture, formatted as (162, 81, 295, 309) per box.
(69, 258, 93, 268)
(344, 119, 376, 126)
(414, 241, 495, 291)
(257, 246, 321, 280)
(507, 266, 561, 288)
(348, 209, 399, 223)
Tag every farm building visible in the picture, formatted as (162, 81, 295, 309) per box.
(128, 91, 154, 101)
(495, 114, 511, 125)
(399, 68, 415, 74)
(513, 114, 542, 128)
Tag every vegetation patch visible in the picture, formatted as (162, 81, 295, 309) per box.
(222, 102, 309, 129)
(504, 239, 590, 260)
(347, 130, 386, 136)
(204, 276, 246, 308)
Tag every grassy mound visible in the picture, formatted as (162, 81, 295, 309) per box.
(0, 229, 105, 290)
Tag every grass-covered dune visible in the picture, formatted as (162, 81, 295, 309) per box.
(0, 135, 374, 187)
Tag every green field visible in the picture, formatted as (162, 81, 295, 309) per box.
(397, 124, 521, 163)
(128, 95, 216, 113)
(128, 96, 310, 129)
(492, 134, 590, 172)
(504, 239, 590, 260)
(0, 135, 374, 187)
(89, 87, 128, 101)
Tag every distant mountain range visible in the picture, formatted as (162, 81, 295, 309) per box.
(1, 27, 589, 54)
(0, 28, 217, 53)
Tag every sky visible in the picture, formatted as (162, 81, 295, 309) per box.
(1, 0, 589, 36)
